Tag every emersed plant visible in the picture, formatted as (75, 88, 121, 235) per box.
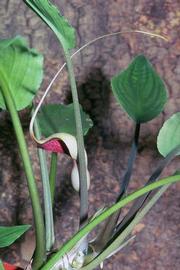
(0, 1, 179, 270)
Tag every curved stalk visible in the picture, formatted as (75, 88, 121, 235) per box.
(0, 71, 46, 270)
(40, 174, 180, 270)
(30, 30, 168, 133)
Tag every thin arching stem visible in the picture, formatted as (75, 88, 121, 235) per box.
(30, 30, 168, 142)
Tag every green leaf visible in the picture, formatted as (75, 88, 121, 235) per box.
(24, 0, 76, 50)
(37, 103, 93, 137)
(157, 112, 180, 157)
(0, 36, 43, 111)
(0, 225, 31, 248)
(111, 55, 168, 123)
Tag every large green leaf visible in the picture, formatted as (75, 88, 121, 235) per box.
(157, 112, 180, 157)
(0, 36, 43, 111)
(0, 225, 31, 248)
(37, 103, 93, 137)
(24, 0, 76, 50)
(111, 55, 168, 123)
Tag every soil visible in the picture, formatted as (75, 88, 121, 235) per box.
(0, 0, 180, 269)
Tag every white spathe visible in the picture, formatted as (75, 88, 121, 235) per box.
(71, 152, 90, 192)
(58, 133, 78, 159)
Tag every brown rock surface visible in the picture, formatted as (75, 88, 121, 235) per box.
(0, 0, 180, 269)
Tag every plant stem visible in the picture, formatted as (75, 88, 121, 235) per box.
(118, 123, 141, 199)
(49, 153, 58, 204)
(0, 260, 5, 270)
(40, 174, 180, 270)
(63, 48, 88, 226)
(34, 117, 55, 252)
(0, 71, 46, 270)
(91, 123, 140, 252)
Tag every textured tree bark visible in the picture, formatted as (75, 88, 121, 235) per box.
(0, 0, 179, 269)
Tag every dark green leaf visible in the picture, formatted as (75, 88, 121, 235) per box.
(24, 0, 76, 49)
(111, 55, 168, 123)
(37, 103, 93, 137)
(0, 36, 43, 111)
(157, 112, 180, 157)
(0, 225, 31, 248)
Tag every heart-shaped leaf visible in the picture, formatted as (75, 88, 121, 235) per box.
(157, 112, 180, 157)
(0, 225, 31, 248)
(37, 103, 93, 137)
(24, 0, 76, 50)
(0, 36, 43, 111)
(111, 55, 168, 123)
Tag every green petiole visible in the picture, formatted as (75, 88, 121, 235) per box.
(63, 48, 88, 226)
(49, 152, 58, 204)
(34, 116, 55, 252)
(0, 71, 46, 270)
(0, 260, 5, 270)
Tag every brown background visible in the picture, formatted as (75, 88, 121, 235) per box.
(0, 0, 180, 269)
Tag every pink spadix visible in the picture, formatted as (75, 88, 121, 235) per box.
(38, 139, 64, 153)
